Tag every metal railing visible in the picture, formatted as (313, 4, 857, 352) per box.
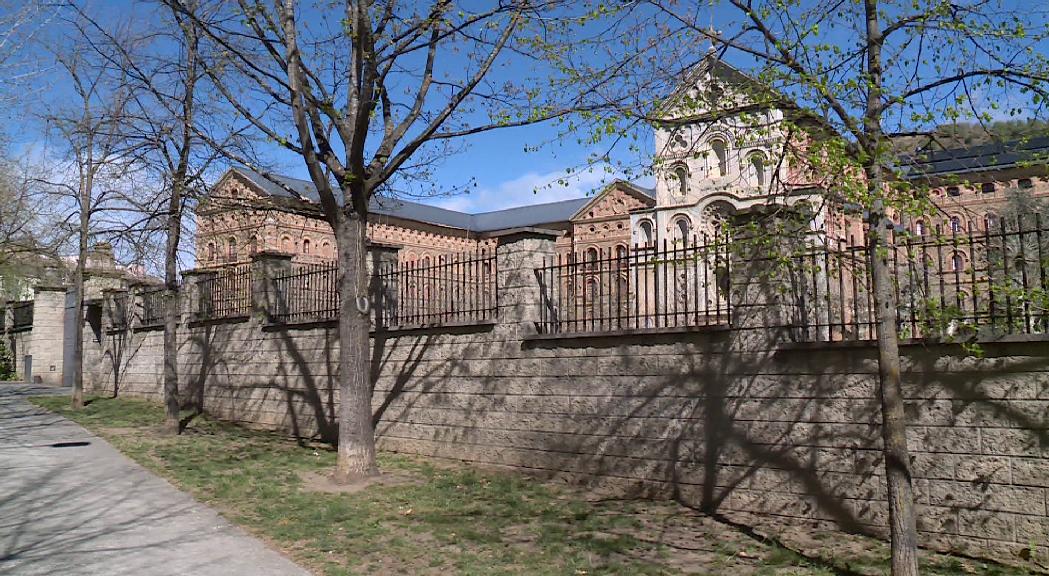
(10, 301, 32, 330)
(374, 250, 498, 328)
(535, 236, 732, 335)
(270, 250, 499, 329)
(272, 262, 339, 324)
(789, 215, 1049, 342)
(140, 287, 168, 326)
(195, 264, 252, 320)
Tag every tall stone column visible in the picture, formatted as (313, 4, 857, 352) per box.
(28, 286, 68, 386)
(368, 244, 400, 327)
(492, 229, 559, 339)
(250, 251, 294, 321)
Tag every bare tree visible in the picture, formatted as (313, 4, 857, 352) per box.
(165, 0, 608, 481)
(41, 16, 140, 409)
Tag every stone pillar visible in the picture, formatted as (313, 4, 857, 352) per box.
(492, 229, 559, 339)
(29, 286, 68, 386)
(250, 251, 294, 321)
(368, 244, 400, 326)
(180, 269, 213, 322)
(727, 212, 802, 350)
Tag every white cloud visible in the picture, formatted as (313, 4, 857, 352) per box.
(432, 164, 626, 213)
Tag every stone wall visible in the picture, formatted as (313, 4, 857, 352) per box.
(4, 287, 67, 385)
(85, 232, 1049, 565)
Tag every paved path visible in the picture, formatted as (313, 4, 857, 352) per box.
(0, 383, 313, 576)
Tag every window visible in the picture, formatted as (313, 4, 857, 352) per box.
(1019, 178, 1034, 189)
(322, 241, 331, 258)
(674, 216, 692, 243)
(227, 237, 237, 260)
(710, 139, 728, 177)
(672, 165, 689, 196)
(615, 245, 628, 268)
(586, 247, 599, 270)
(951, 252, 965, 272)
(249, 236, 259, 256)
(949, 216, 962, 233)
(981, 182, 996, 194)
(748, 152, 766, 188)
(302, 238, 311, 255)
(985, 213, 999, 231)
(206, 242, 215, 262)
(638, 220, 654, 245)
(281, 236, 291, 252)
(946, 186, 961, 197)
(914, 221, 925, 236)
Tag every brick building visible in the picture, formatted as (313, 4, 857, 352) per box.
(195, 56, 1049, 272)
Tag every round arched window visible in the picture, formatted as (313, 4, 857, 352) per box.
(227, 237, 237, 260)
(302, 238, 311, 255)
(672, 165, 689, 196)
(710, 139, 728, 177)
(674, 216, 692, 242)
(638, 220, 654, 245)
(748, 152, 767, 188)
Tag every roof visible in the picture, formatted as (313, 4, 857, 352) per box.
(903, 136, 1049, 178)
(227, 167, 594, 232)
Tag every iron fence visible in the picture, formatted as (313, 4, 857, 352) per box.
(270, 250, 499, 329)
(195, 264, 252, 320)
(535, 236, 732, 335)
(271, 262, 339, 324)
(374, 250, 498, 328)
(10, 301, 32, 329)
(788, 214, 1049, 342)
(141, 287, 168, 326)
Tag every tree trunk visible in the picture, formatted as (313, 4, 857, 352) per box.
(333, 210, 378, 482)
(162, 188, 181, 434)
(71, 163, 92, 410)
(863, 1, 919, 572)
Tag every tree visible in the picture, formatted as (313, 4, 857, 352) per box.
(165, 0, 608, 481)
(573, 1, 1049, 573)
(76, 2, 248, 434)
(41, 15, 140, 409)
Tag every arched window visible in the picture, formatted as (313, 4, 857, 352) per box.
(710, 138, 728, 177)
(914, 221, 925, 236)
(322, 241, 331, 258)
(302, 238, 311, 255)
(227, 237, 237, 261)
(671, 164, 689, 196)
(985, 213, 999, 231)
(638, 220, 654, 246)
(615, 244, 628, 267)
(281, 236, 291, 253)
(673, 215, 692, 243)
(748, 152, 767, 188)
(585, 247, 599, 270)
(951, 252, 965, 272)
(206, 242, 215, 262)
(949, 216, 962, 234)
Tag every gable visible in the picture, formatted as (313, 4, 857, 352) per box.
(572, 182, 654, 222)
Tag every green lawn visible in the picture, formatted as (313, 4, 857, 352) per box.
(29, 395, 1042, 576)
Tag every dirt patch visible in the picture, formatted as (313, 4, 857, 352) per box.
(299, 469, 420, 494)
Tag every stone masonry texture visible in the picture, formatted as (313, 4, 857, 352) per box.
(84, 234, 1049, 566)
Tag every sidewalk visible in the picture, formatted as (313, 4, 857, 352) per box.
(0, 383, 313, 576)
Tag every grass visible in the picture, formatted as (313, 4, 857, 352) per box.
(29, 395, 1044, 576)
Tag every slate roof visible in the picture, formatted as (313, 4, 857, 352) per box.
(903, 136, 1049, 178)
(229, 167, 596, 233)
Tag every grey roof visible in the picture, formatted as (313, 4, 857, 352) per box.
(229, 167, 591, 232)
(903, 136, 1049, 178)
